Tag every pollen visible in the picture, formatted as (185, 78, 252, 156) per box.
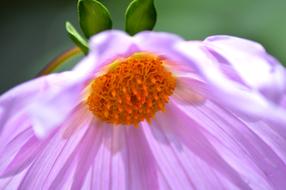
(86, 52, 176, 126)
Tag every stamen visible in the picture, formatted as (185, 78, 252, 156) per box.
(86, 52, 176, 126)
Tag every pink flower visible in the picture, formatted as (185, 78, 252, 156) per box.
(1, 31, 286, 190)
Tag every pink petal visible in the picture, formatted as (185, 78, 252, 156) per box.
(74, 30, 136, 78)
(124, 127, 158, 190)
(0, 103, 93, 189)
(142, 103, 252, 190)
(246, 121, 286, 165)
(62, 104, 92, 139)
(0, 127, 33, 177)
(141, 121, 197, 190)
(88, 125, 113, 189)
(0, 134, 45, 178)
(0, 71, 86, 138)
(18, 119, 90, 189)
(8, 119, 159, 189)
(0, 115, 47, 178)
(69, 120, 104, 190)
(175, 41, 286, 126)
(0, 72, 73, 125)
(173, 100, 286, 189)
(135, 31, 183, 57)
(0, 167, 29, 190)
(88, 125, 158, 190)
(77, 30, 187, 79)
(204, 35, 286, 102)
(0, 114, 31, 153)
(173, 74, 207, 105)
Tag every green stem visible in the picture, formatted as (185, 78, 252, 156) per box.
(37, 47, 82, 76)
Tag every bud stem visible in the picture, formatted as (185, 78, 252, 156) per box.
(37, 47, 82, 76)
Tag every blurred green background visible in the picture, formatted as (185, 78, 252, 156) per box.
(1, 0, 286, 94)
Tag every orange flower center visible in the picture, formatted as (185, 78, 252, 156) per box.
(86, 52, 176, 126)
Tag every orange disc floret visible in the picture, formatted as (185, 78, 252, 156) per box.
(86, 52, 176, 126)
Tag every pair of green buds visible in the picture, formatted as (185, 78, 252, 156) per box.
(66, 0, 157, 54)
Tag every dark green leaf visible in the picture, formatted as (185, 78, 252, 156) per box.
(125, 0, 157, 35)
(65, 21, 89, 54)
(78, 0, 112, 38)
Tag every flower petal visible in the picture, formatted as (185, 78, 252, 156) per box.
(74, 30, 135, 78)
(0, 132, 46, 178)
(12, 119, 159, 189)
(173, 74, 207, 105)
(143, 102, 252, 190)
(18, 118, 91, 189)
(173, 100, 286, 189)
(50, 121, 102, 190)
(76, 30, 186, 78)
(88, 125, 158, 190)
(246, 121, 286, 165)
(141, 121, 197, 190)
(135, 31, 183, 57)
(174, 41, 286, 126)
(144, 114, 249, 189)
(0, 167, 29, 190)
(204, 35, 286, 102)
(0, 72, 86, 138)
(0, 115, 46, 178)
(124, 127, 159, 190)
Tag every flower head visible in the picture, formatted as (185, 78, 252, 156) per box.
(86, 52, 176, 126)
(1, 30, 286, 190)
